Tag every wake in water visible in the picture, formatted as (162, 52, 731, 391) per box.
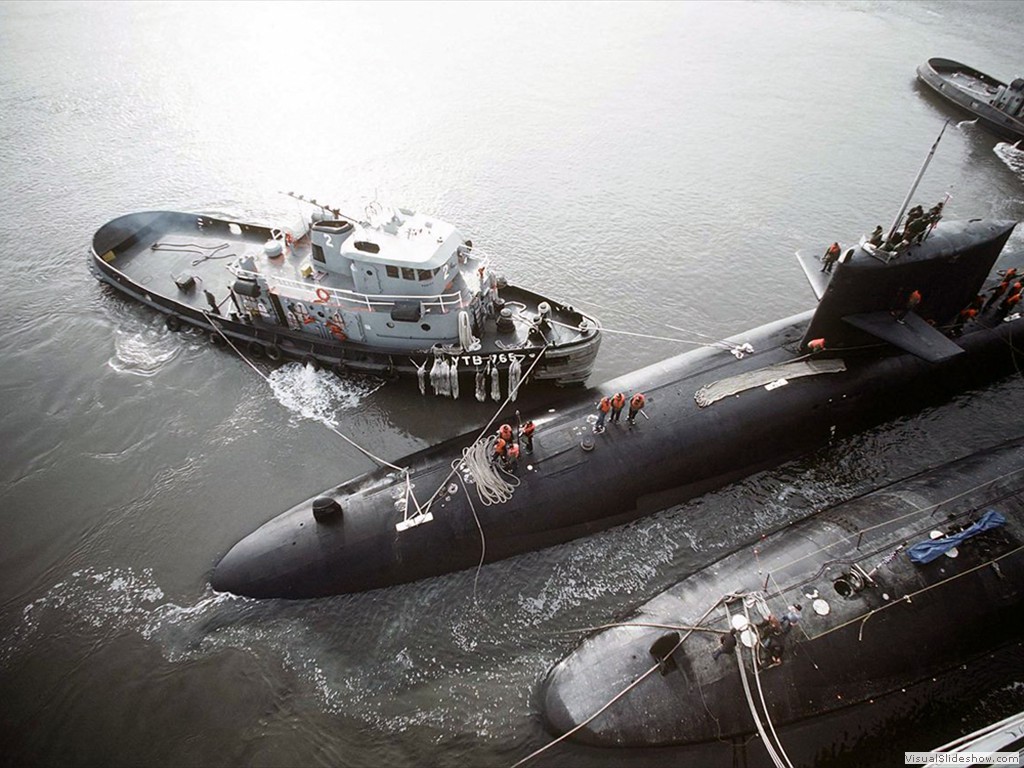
(266, 362, 385, 428)
(994, 140, 1024, 179)
(107, 326, 180, 377)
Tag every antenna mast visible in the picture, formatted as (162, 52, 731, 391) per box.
(885, 120, 950, 244)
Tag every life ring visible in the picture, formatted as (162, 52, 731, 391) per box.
(266, 344, 283, 362)
(315, 287, 331, 303)
(165, 315, 182, 332)
(247, 340, 266, 358)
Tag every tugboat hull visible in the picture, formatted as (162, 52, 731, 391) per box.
(91, 210, 601, 391)
(917, 58, 1024, 142)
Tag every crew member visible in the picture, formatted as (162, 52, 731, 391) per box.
(521, 420, 536, 453)
(868, 225, 884, 247)
(984, 279, 1011, 311)
(492, 437, 507, 464)
(610, 392, 626, 423)
(895, 289, 922, 322)
(504, 442, 521, 473)
(924, 200, 944, 234)
(952, 306, 978, 336)
(498, 423, 513, 442)
(627, 392, 646, 426)
(595, 396, 612, 433)
(807, 337, 826, 354)
(821, 242, 841, 273)
(780, 604, 802, 634)
(712, 629, 737, 661)
(998, 283, 1022, 317)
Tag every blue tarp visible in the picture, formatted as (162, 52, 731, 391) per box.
(907, 509, 1007, 565)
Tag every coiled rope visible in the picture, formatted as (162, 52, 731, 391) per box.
(456, 435, 520, 506)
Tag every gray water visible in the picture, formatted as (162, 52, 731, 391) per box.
(2, 1, 1024, 766)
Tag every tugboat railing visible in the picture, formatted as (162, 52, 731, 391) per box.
(231, 267, 472, 313)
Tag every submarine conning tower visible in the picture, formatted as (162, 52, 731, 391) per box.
(800, 219, 1017, 357)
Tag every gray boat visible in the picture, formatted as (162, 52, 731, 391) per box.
(90, 198, 601, 398)
(917, 58, 1024, 143)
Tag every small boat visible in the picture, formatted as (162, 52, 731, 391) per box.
(539, 436, 1024, 749)
(90, 198, 602, 397)
(917, 58, 1024, 143)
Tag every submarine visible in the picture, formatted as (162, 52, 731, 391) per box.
(538, 434, 1024, 749)
(210, 204, 1023, 599)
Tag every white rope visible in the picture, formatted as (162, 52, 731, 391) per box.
(475, 366, 487, 402)
(743, 602, 795, 768)
(449, 356, 460, 400)
(546, 317, 739, 352)
(490, 361, 501, 401)
(411, 358, 427, 395)
(728, 602, 788, 768)
(419, 343, 551, 515)
(508, 355, 522, 402)
(458, 309, 480, 351)
(457, 436, 519, 506)
(202, 311, 406, 473)
(458, 472, 487, 602)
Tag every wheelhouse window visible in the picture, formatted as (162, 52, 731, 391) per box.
(401, 267, 416, 280)
(312, 244, 325, 263)
(385, 265, 399, 278)
(417, 269, 432, 281)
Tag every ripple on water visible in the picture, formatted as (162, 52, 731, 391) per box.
(107, 326, 180, 377)
(994, 141, 1024, 181)
(266, 362, 385, 427)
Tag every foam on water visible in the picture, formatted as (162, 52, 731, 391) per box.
(107, 327, 180, 377)
(994, 141, 1024, 182)
(266, 362, 385, 428)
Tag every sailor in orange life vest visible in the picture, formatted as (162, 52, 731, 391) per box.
(610, 392, 626, 423)
(505, 442, 521, 473)
(498, 424, 513, 443)
(821, 242, 841, 273)
(492, 437, 507, 464)
(627, 392, 646, 426)
(807, 338, 826, 354)
(895, 289, 922, 323)
(520, 420, 536, 453)
(594, 396, 612, 434)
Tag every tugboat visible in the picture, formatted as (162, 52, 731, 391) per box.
(538, 435, 1024, 749)
(90, 197, 602, 398)
(917, 58, 1024, 143)
(210, 130, 1024, 600)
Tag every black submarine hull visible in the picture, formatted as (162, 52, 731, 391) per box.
(211, 220, 1022, 599)
(540, 435, 1024, 747)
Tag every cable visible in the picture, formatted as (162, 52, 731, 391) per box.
(201, 311, 405, 473)
(511, 597, 723, 768)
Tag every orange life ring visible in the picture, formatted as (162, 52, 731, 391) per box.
(315, 287, 331, 303)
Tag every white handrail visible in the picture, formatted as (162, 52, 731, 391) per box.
(230, 266, 472, 312)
